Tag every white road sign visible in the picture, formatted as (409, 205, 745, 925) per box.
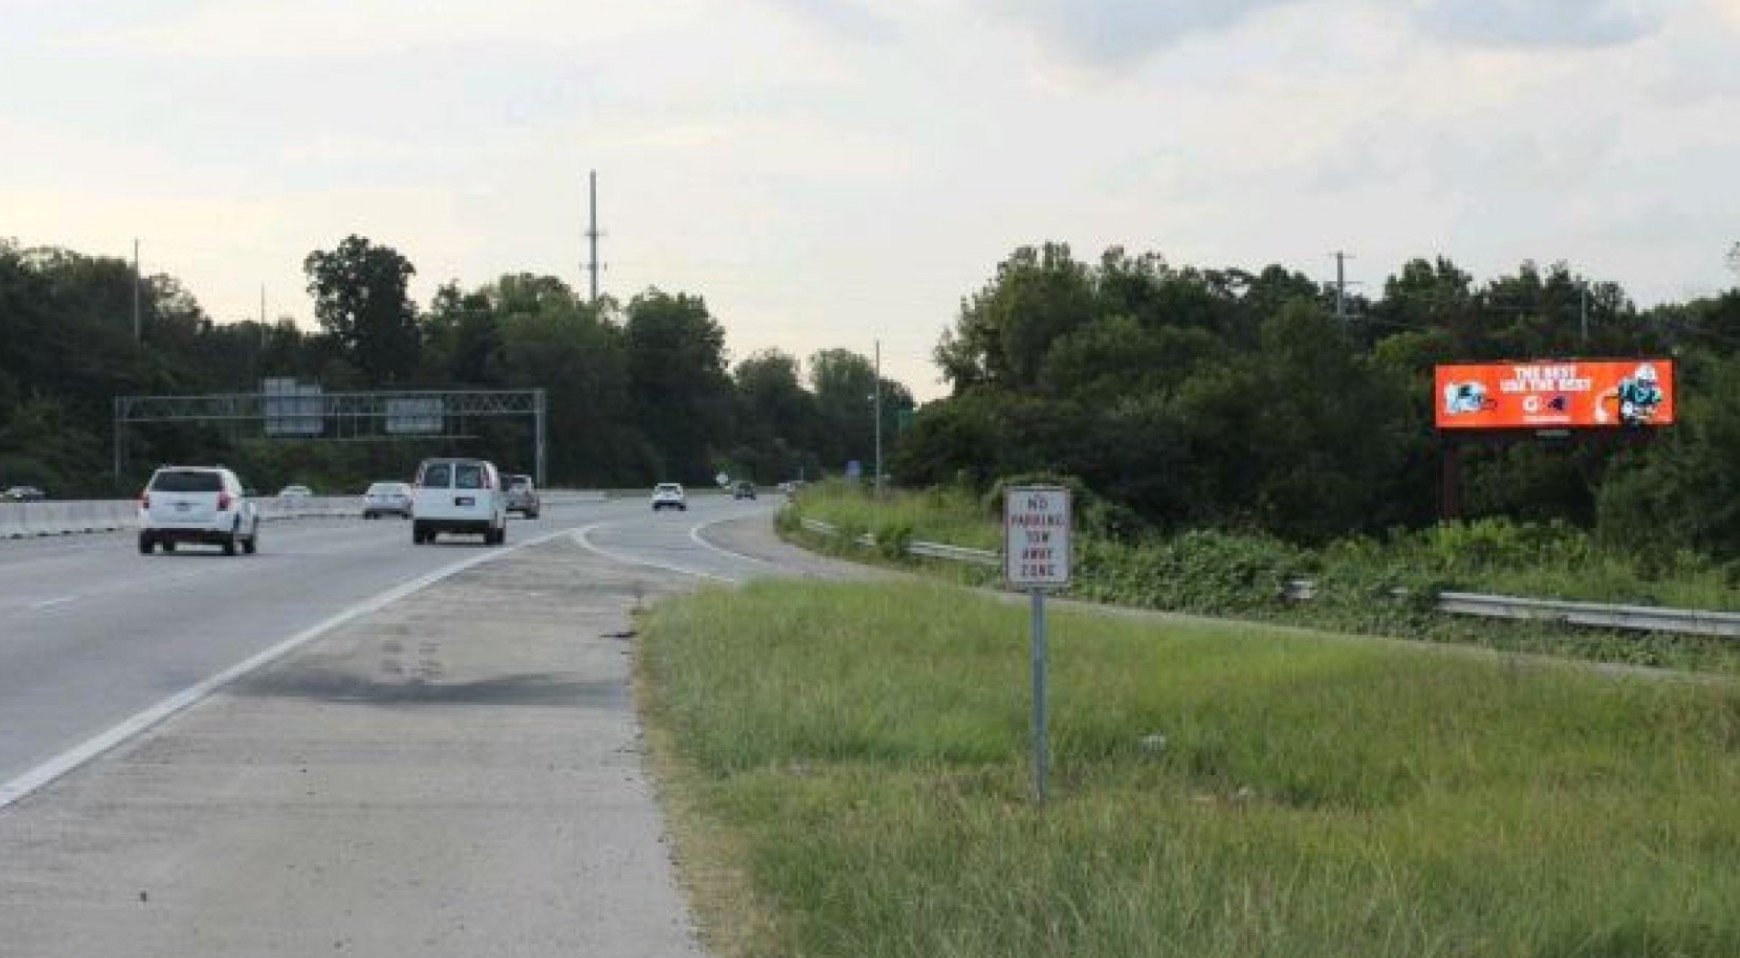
(1004, 486, 1071, 587)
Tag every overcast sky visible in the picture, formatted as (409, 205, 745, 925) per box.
(5, 0, 1739, 398)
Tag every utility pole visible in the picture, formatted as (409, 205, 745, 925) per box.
(1579, 280, 1589, 349)
(132, 239, 141, 342)
(1333, 250, 1352, 322)
(585, 170, 600, 305)
(873, 339, 883, 500)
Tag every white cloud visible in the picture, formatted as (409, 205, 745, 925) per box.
(767, 0, 902, 42)
(1408, 0, 1670, 48)
(981, 0, 1303, 67)
(59, 0, 691, 59)
(5, 0, 1740, 399)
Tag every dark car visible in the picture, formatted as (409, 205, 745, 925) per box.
(732, 481, 756, 500)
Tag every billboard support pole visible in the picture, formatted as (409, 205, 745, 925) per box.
(1440, 440, 1462, 521)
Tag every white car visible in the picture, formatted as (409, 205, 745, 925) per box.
(362, 481, 413, 519)
(138, 465, 260, 556)
(277, 484, 313, 499)
(411, 458, 507, 545)
(651, 483, 686, 511)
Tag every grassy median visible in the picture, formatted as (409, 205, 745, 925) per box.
(638, 579, 1740, 958)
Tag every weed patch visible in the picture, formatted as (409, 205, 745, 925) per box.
(785, 483, 1740, 675)
(640, 580, 1740, 958)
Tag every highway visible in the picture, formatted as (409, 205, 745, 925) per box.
(0, 491, 824, 956)
(0, 494, 773, 794)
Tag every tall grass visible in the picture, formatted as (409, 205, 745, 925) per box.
(783, 486, 1740, 673)
(787, 480, 999, 551)
(640, 580, 1740, 958)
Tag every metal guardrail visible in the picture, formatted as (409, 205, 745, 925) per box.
(908, 540, 1001, 567)
(1436, 591, 1740, 638)
(796, 516, 1740, 640)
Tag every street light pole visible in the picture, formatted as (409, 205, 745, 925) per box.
(132, 239, 140, 342)
(873, 338, 882, 499)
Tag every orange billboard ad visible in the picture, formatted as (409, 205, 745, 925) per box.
(1435, 360, 1675, 430)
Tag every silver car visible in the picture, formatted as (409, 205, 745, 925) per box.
(505, 474, 541, 519)
(362, 481, 413, 519)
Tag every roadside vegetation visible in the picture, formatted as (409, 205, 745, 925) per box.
(0, 238, 909, 496)
(639, 579, 1740, 958)
(782, 480, 1740, 674)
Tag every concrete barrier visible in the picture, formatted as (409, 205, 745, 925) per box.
(0, 501, 136, 537)
(0, 503, 27, 539)
(1, 489, 599, 540)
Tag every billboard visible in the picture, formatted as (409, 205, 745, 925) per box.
(1435, 360, 1675, 431)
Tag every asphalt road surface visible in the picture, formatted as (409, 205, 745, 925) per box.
(0, 497, 611, 789)
(0, 492, 866, 956)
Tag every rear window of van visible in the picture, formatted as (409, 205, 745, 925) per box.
(455, 464, 486, 489)
(419, 463, 452, 487)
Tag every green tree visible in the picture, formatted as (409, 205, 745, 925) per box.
(497, 289, 642, 485)
(624, 290, 732, 481)
(426, 282, 503, 386)
(733, 349, 820, 481)
(808, 348, 913, 473)
(936, 242, 1096, 393)
(302, 235, 422, 385)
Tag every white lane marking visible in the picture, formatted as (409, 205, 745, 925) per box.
(30, 596, 79, 610)
(688, 511, 772, 566)
(0, 526, 579, 811)
(572, 523, 740, 583)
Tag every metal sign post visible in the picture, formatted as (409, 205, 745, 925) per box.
(1004, 485, 1071, 806)
(1029, 586, 1047, 804)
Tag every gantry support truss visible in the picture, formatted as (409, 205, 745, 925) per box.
(114, 388, 548, 486)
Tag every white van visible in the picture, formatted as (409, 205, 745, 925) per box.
(411, 458, 507, 545)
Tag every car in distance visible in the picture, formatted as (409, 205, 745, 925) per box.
(138, 465, 260, 556)
(362, 481, 413, 519)
(277, 484, 314, 499)
(651, 482, 687, 511)
(2, 485, 46, 501)
(732, 480, 756, 500)
(505, 474, 541, 519)
(411, 457, 507, 545)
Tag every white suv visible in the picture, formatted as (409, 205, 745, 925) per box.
(138, 466, 260, 556)
(411, 458, 507, 545)
(651, 483, 686, 511)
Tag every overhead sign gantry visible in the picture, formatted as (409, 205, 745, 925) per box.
(114, 385, 548, 487)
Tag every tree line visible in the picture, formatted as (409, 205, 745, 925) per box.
(0, 235, 911, 496)
(10, 230, 1740, 561)
(900, 243, 1740, 561)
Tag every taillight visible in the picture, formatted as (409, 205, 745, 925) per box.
(218, 492, 232, 511)
(140, 492, 150, 509)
